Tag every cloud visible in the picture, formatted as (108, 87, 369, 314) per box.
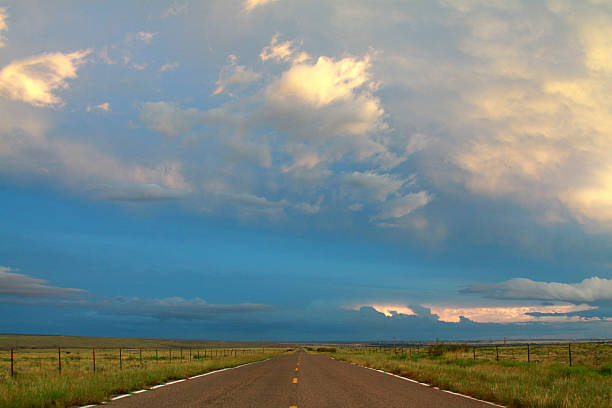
(213, 55, 261, 95)
(260, 34, 308, 63)
(159, 62, 179, 72)
(461, 277, 612, 303)
(243, 0, 279, 13)
(0, 49, 91, 107)
(0, 104, 191, 196)
(139, 101, 205, 137)
(339, 171, 407, 202)
(208, 190, 321, 217)
(0, 7, 7, 47)
(578, 14, 612, 75)
(87, 183, 187, 201)
(161, 2, 188, 19)
(94, 297, 273, 320)
(127, 31, 156, 44)
(0, 268, 86, 298)
(263, 51, 389, 164)
(86, 102, 110, 112)
(427, 304, 598, 323)
(374, 191, 433, 219)
(266, 54, 375, 109)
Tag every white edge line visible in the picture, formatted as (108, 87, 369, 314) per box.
(78, 355, 281, 408)
(331, 357, 504, 408)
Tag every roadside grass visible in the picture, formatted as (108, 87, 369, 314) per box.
(318, 347, 612, 408)
(0, 349, 290, 408)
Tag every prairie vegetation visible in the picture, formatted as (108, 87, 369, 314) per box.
(315, 342, 612, 408)
(0, 335, 290, 408)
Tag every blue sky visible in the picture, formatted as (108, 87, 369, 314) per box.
(0, 0, 611, 341)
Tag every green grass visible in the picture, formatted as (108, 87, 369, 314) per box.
(316, 347, 612, 408)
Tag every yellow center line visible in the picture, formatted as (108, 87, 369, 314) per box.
(295, 367, 298, 371)
(290, 406, 298, 408)
(292, 377, 298, 383)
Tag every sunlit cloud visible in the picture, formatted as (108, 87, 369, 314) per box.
(213, 54, 261, 95)
(426, 304, 598, 324)
(359, 304, 416, 317)
(0, 49, 90, 107)
(159, 62, 179, 72)
(260, 34, 308, 63)
(243, 0, 279, 13)
(86, 102, 110, 112)
(0, 7, 8, 48)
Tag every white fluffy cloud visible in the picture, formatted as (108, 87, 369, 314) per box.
(0, 49, 90, 107)
(462, 277, 612, 303)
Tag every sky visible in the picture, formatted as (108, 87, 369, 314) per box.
(0, 0, 611, 341)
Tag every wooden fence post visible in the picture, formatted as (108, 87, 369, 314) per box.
(119, 348, 122, 370)
(527, 344, 530, 363)
(58, 347, 62, 374)
(496, 346, 499, 362)
(139, 348, 142, 367)
(473, 347, 476, 360)
(568, 343, 572, 367)
(93, 348, 96, 373)
(10, 348, 14, 377)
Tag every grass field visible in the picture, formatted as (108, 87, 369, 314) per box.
(313, 343, 612, 408)
(0, 335, 291, 408)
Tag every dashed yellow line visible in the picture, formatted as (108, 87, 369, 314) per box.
(295, 367, 299, 371)
(290, 406, 297, 408)
(292, 377, 298, 384)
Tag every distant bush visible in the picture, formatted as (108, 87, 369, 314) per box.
(316, 347, 336, 353)
(427, 342, 469, 356)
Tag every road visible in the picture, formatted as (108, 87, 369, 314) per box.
(104, 350, 500, 408)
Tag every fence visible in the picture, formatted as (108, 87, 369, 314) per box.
(337, 341, 612, 367)
(1, 346, 273, 378)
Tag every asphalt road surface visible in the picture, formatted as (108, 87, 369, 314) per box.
(105, 350, 500, 408)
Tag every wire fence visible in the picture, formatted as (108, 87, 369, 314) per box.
(1, 346, 275, 378)
(318, 341, 612, 367)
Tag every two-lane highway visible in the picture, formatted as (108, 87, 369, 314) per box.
(105, 350, 501, 408)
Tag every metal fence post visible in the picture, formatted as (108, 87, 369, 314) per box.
(139, 348, 142, 367)
(10, 348, 14, 377)
(473, 347, 476, 360)
(119, 348, 122, 370)
(496, 346, 499, 362)
(569, 343, 572, 366)
(93, 348, 96, 373)
(58, 347, 62, 374)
